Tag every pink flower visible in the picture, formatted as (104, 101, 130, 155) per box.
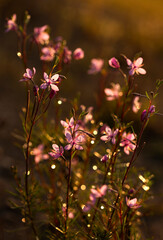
(100, 126, 118, 144)
(64, 131, 85, 151)
(83, 185, 107, 212)
(61, 117, 74, 130)
(132, 96, 141, 113)
(104, 83, 123, 101)
(126, 197, 141, 209)
(88, 58, 104, 74)
(49, 144, 64, 159)
(34, 25, 49, 45)
(120, 132, 136, 155)
(40, 72, 59, 91)
(20, 68, 36, 82)
(40, 46, 55, 61)
(31, 144, 49, 164)
(90, 185, 107, 199)
(108, 57, 120, 69)
(73, 48, 84, 60)
(126, 57, 146, 76)
(6, 14, 17, 32)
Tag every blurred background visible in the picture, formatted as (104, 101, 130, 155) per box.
(0, 0, 163, 239)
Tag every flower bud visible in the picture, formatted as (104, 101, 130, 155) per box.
(33, 85, 39, 96)
(73, 48, 84, 60)
(149, 105, 155, 114)
(141, 110, 147, 122)
(108, 57, 120, 69)
(101, 154, 108, 163)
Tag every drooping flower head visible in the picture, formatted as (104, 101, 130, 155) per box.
(31, 144, 49, 164)
(120, 132, 136, 155)
(104, 83, 123, 101)
(20, 67, 36, 82)
(6, 14, 18, 32)
(40, 46, 55, 61)
(34, 25, 49, 45)
(108, 57, 120, 69)
(126, 57, 146, 76)
(88, 58, 104, 74)
(40, 72, 60, 91)
(73, 48, 84, 60)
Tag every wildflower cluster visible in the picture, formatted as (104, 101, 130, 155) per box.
(6, 12, 162, 240)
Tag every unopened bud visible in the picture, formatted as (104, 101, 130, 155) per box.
(33, 85, 39, 96)
(141, 110, 147, 122)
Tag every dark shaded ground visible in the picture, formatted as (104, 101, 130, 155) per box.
(0, 0, 163, 239)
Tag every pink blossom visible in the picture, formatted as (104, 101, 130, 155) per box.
(20, 67, 36, 82)
(40, 72, 59, 91)
(126, 197, 141, 209)
(88, 58, 104, 74)
(31, 144, 49, 164)
(34, 25, 49, 45)
(64, 131, 85, 151)
(61, 117, 74, 130)
(100, 126, 118, 144)
(132, 96, 141, 113)
(90, 185, 107, 199)
(40, 46, 55, 61)
(126, 57, 146, 76)
(49, 144, 64, 159)
(6, 14, 17, 32)
(120, 132, 136, 155)
(83, 185, 107, 212)
(108, 57, 120, 69)
(73, 48, 84, 60)
(104, 83, 123, 101)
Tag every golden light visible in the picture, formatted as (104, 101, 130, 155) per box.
(58, 100, 62, 105)
(93, 130, 98, 135)
(142, 185, 150, 191)
(93, 165, 97, 171)
(81, 185, 86, 190)
(51, 164, 56, 169)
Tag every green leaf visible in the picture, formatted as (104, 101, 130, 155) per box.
(145, 91, 150, 100)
